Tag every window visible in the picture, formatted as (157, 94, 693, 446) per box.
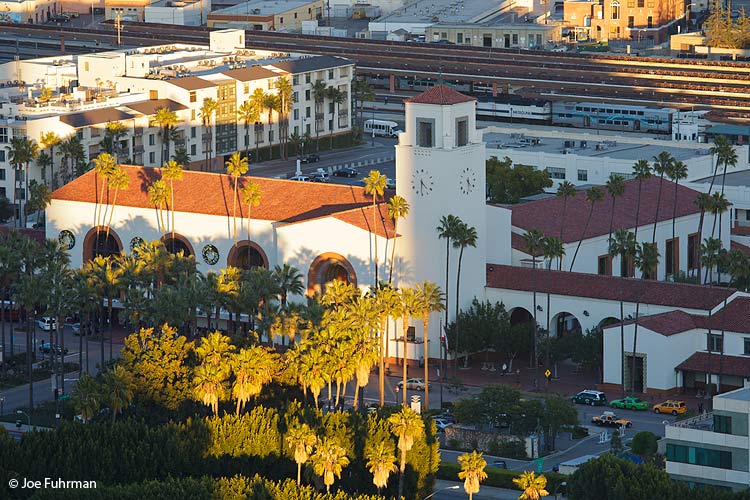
(191, 127, 196, 139)
(708, 334, 723, 353)
(294, 12, 297, 18)
(190, 144, 196, 156)
(191, 109, 196, 121)
(279, 16, 283, 23)
(149, 152, 155, 164)
(457, 33, 463, 43)
(329, 102, 334, 114)
(744, 337, 750, 355)
(441, 32, 448, 39)
(547, 167, 566, 179)
(0, 151, 5, 162)
(305, 73, 311, 84)
(578, 169, 588, 181)
(293, 109, 299, 120)
(189, 91, 196, 103)
(0, 128, 7, 143)
(0, 169, 4, 180)
(306, 107, 311, 118)
(638, 0, 644, 6)
(628, 15, 634, 27)
(305, 89, 311, 100)
(666, 238, 678, 276)
(148, 134, 155, 146)
(293, 91, 298, 103)
(611, 1, 620, 19)
(328, 69, 334, 79)
(647, 15, 653, 27)
(688, 232, 699, 271)
(417, 119, 434, 148)
(714, 414, 732, 434)
(512, 34, 518, 45)
(328, 119, 333, 131)
(598, 255, 611, 275)
(269, 130, 274, 142)
(666, 444, 732, 470)
(456, 117, 468, 147)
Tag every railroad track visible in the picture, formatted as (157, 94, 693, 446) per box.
(2, 22, 750, 110)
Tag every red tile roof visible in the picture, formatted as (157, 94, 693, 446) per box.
(731, 226, 750, 236)
(511, 232, 542, 256)
(676, 352, 750, 379)
(694, 296, 750, 334)
(630, 310, 698, 336)
(51, 165, 395, 238)
(485, 264, 734, 310)
(511, 177, 704, 244)
(404, 85, 476, 106)
(0, 226, 45, 244)
(731, 240, 750, 256)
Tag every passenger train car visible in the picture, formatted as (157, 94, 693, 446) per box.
(551, 102, 673, 134)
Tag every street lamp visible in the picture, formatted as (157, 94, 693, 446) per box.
(422, 485, 460, 500)
(16, 410, 30, 427)
(554, 481, 568, 500)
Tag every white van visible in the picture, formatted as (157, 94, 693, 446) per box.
(364, 119, 402, 138)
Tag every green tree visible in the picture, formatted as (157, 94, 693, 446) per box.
(631, 159, 651, 242)
(274, 76, 294, 159)
(161, 160, 184, 243)
(225, 152, 249, 243)
(651, 151, 675, 256)
(605, 174, 626, 248)
(273, 264, 304, 311)
(147, 179, 170, 233)
(262, 92, 279, 158)
(104, 166, 129, 240)
(388, 407, 425, 500)
(231, 345, 278, 415)
(240, 180, 262, 245)
(312, 80, 328, 151)
(364, 169, 387, 285)
(9, 136, 39, 227)
(102, 365, 135, 422)
(608, 228, 636, 396)
(199, 98, 217, 171)
(365, 435, 398, 491)
(311, 437, 350, 493)
(523, 228, 545, 383)
(249, 88, 266, 161)
(486, 156, 552, 204)
(154, 107, 179, 166)
(325, 86, 346, 149)
(458, 451, 488, 500)
(237, 98, 260, 162)
(542, 236, 564, 373)
(513, 471, 550, 500)
(452, 221, 478, 371)
(569, 187, 603, 271)
(415, 280, 444, 411)
(71, 374, 102, 423)
(667, 160, 689, 248)
(285, 422, 317, 485)
(92, 152, 116, 230)
(630, 241, 659, 392)
(386, 195, 410, 284)
(555, 180, 576, 270)
(394, 287, 419, 406)
(541, 394, 578, 450)
(630, 431, 658, 458)
(193, 362, 229, 415)
(26, 179, 51, 227)
(39, 131, 61, 188)
(437, 214, 461, 374)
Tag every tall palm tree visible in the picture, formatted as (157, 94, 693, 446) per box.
(631, 241, 659, 392)
(708, 193, 730, 284)
(237, 99, 260, 162)
(513, 471, 550, 500)
(374, 285, 399, 406)
(147, 179, 170, 233)
(311, 438, 350, 493)
(555, 181, 576, 270)
(286, 422, 317, 485)
(701, 237, 722, 286)
(161, 160, 184, 243)
(199, 98, 217, 171)
(396, 287, 419, 407)
(523, 228, 545, 383)
(542, 236, 564, 376)
(569, 187, 603, 271)
(458, 451, 488, 500)
(240, 180, 262, 245)
(437, 214, 461, 375)
(274, 76, 294, 160)
(273, 264, 303, 310)
(364, 170, 387, 285)
(668, 160, 689, 243)
(699, 136, 732, 238)
(193, 362, 228, 415)
(231, 345, 277, 414)
(651, 151, 675, 256)
(352, 78, 375, 124)
(262, 92, 279, 158)
(59, 135, 85, 184)
(312, 80, 328, 152)
(105, 166, 129, 240)
(605, 174, 626, 260)
(387, 195, 410, 284)
(388, 407, 425, 500)
(453, 221, 478, 372)
(154, 107, 179, 166)
(631, 159, 652, 242)
(39, 131, 61, 188)
(102, 365, 135, 422)
(225, 152, 249, 243)
(9, 136, 39, 227)
(102, 121, 128, 163)
(92, 153, 116, 230)
(364, 436, 398, 491)
(249, 88, 266, 161)
(326, 86, 346, 149)
(415, 281, 444, 411)
(71, 374, 101, 423)
(609, 228, 636, 397)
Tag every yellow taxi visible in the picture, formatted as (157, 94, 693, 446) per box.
(653, 400, 687, 415)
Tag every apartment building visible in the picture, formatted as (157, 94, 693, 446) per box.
(0, 0, 60, 23)
(666, 387, 750, 491)
(207, 0, 323, 30)
(0, 29, 353, 218)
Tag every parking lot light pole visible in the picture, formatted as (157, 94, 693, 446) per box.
(16, 410, 30, 428)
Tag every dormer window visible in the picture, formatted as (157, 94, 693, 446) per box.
(417, 118, 434, 148)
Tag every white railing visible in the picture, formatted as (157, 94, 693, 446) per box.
(668, 411, 713, 429)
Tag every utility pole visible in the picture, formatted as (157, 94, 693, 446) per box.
(115, 12, 122, 46)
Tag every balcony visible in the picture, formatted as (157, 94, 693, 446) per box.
(666, 412, 750, 449)
(667, 412, 713, 430)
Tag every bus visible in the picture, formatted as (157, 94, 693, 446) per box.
(364, 119, 402, 138)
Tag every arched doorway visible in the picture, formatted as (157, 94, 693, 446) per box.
(82, 227, 123, 263)
(161, 234, 194, 257)
(227, 241, 268, 269)
(550, 311, 582, 338)
(307, 252, 357, 295)
(598, 317, 620, 330)
(509, 307, 533, 326)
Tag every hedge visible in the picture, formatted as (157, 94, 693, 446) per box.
(437, 461, 567, 492)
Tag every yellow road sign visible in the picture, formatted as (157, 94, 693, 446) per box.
(545, 369, 552, 379)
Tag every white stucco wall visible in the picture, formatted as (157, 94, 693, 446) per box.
(486, 205, 512, 266)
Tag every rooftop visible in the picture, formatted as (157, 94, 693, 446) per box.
(719, 387, 750, 402)
(694, 168, 750, 188)
(510, 177, 703, 244)
(51, 166, 395, 237)
(211, 0, 318, 16)
(405, 84, 476, 106)
(485, 264, 735, 310)
(375, 0, 505, 26)
(676, 352, 750, 379)
(270, 55, 354, 74)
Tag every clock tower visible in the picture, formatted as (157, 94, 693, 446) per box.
(395, 85, 487, 359)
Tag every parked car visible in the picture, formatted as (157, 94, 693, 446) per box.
(653, 400, 687, 416)
(289, 175, 311, 182)
(71, 323, 81, 335)
(488, 460, 507, 469)
(610, 396, 649, 411)
(37, 317, 56, 331)
(385, 178, 396, 189)
(62, 11, 80, 17)
(397, 378, 428, 391)
(301, 154, 320, 163)
(432, 418, 453, 431)
(333, 167, 358, 178)
(310, 169, 330, 183)
(433, 413, 456, 424)
(39, 343, 69, 355)
(49, 14, 70, 22)
(591, 411, 632, 428)
(571, 389, 607, 406)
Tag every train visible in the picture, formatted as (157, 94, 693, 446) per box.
(365, 75, 677, 135)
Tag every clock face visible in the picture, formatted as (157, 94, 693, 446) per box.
(411, 168, 434, 197)
(460, 167, 477, 195)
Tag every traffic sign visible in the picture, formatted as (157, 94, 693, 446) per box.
(544, 369, 552, 379)
(59, 394, 71, 401)
(534, 458, 544, 473)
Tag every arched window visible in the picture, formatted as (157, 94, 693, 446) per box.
(307, 252, 357, 295)
(82, 227, 123, 263)
(161, 234, 194, 257)
(227, 241, 268, 269)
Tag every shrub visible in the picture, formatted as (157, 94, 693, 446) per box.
(630, 431, 658, 457)
(571, 426, 589, 440)
(437, 462, 566, 492)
